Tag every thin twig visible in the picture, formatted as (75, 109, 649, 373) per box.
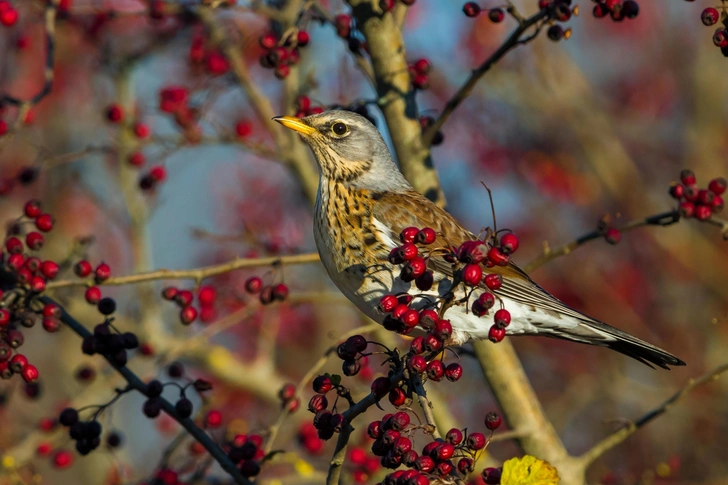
(421, 8, 549, 146)
(410, 373, 442, 440)
(577, 363, 728, 468)
(45, 253, 320, 289)
(42, 296, 253, 485)
(524, 210, 681, 273)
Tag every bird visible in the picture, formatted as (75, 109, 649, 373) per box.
(273, 110, 685, 369)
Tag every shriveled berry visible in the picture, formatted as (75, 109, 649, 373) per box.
(389, 411, 410, 431)
(458, 457, 474, 474)
(482, 467, 502, 484)
(313, 375, 333, 394)
(371, 376, 391, 397)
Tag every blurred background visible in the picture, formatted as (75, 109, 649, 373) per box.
(0, 0, 726, 484)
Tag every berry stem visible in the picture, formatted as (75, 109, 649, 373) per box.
(410, 372, 442, 440)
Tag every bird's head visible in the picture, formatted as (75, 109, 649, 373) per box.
(274, 110, 410, 191)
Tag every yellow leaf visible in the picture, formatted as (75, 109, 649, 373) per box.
(501, 455, 560, 485)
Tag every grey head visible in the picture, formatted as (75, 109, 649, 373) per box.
(273, 110, 412, 192)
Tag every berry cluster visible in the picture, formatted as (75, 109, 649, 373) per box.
(369, 411, 503, 484)
(244, 275, 289, 305)
(309, 370, 354, 440)
(702, 5, 728, 57)
(0, 1, 18, 27)
(670, 170, 725, 222)
(591, 0, 640, 22)
(462, 2, 505, 22)
(278, 382, 301, 412)
(189, 32, 230, 76)
(536, 0, 577, 41)
(158, 86, 202, 144)
(258, 29, 311, 80)
(381, 226, 518, 344)
(58, 408, 104, 455)
(294, 95, 325, 118)
(81, 313, 140, 367)
(418, 116, 444, 146)
(161, 285, 218, 325)
(226, 433, 266, 478)
(408, 58, 432, 91)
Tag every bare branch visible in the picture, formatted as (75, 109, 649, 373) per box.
(411, 372, 442, 440)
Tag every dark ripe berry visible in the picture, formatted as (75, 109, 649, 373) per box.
(553, 3, 572, 21)
(0, 361, 13, 379)
(346, 335, 368, 352)
(426, 360, 445, 381)
(669, 183, 685, 199)
(74, 260, 92, 278)
(446, 428, 463, 445)
(26, 232, 44, 250)
(368, 420, 382, 439)
(0, 309, 9, 327)
(5, 237, 23, 254)
(168, 362, 184, 378)
(457, 457, 474, 474)
(414, 455, 435, 473)
(330, 413, 346, 433)
(622, 0, 638, 18)
(408, 355, 427, 373)
(483, 273, 502, 291)
(485, 411, 502, 431)
(245, 276, 263, 293)
(86, 420, 102, 438)
(278, 383, 296, 402)
(381, 450, 402, 469)
(416, 227, 437, 244)
(121, 332, 139, 350)
(24, 199, 42, 218)
(42, 318, 60, 333)
(17, 167, 39, 185)
(240, 460, 261, 478)
(494, 309, 511, 328)
(467, 431, 486, 450)
(488, 325, 506, 343)
(400, 227, 419, 243)
(482, 467, 502, 484)
(35, 214, 54, 232)
(445, 363, 463, 382)
(175, 290, 194, 307)
(313, 375, 333, 393)
(7, 330, 24, 348)
(488, 7, 504, 22)
(59, 408, 79, 426)
(342, 359, 361, 376)
(75, 366, 95, 381)
(434, 319, 452, 341)
(337, 342, 358, 360)
(379, 295, 398, 313)
(419, 309, 439, 330)
(308, 394, 328, 413)
(392, 436, 412, 456)
(272, 283, 289, 301)
(106, 432, 122, 448)
(698, 189, 715, 205)
(695, 205, 712, 221)
(97, 297, 116, 315)
(388, 247, 405, 265)
(400, 309, 420, 328)
(180, 306, 198, 325)
(679, 201, 695, 218)
(381, 428, 401, 447)
(604, 227, 622, 245)
(709, 177, 727, 196)
(371, 376, 391, 397)
(143, 398, 162, 418)
(547, 24, 564, 41)
(423, 333, 442, 352)
(388, 387, 407, 407)
(402, 449, 419, 466)
(415, 270, 434, 291)
(463, 2, 481, 17)
(462, 263, 483, 286)
(175, 398, 193, 418)
(94, 263, 111, 283)
(147, 379, 163, 398)
(106, 104, 124, 122)
(390, 411, 410, 431)
(680, 169, 696, 186)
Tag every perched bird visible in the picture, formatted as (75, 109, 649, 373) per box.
(274, 110, 685, 369)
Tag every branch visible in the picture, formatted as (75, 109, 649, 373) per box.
(326, 371, 405, 485)
(524, 210, 681, 273)
(410, 372, 442, 440)
(42, 296, 253, 485)
(421, 8, 549, 147)
(45, 253, 320, 289)
(577, 363, 728, 468)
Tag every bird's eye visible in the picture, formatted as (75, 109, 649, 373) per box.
(331, 122, 349, 136)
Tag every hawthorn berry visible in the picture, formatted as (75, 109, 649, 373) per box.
(245, 276, 263, 293)
(463, 2, 480, 17)
(94, 263, 111, 283)
(494, 309, 511, 328)
(467, 431, 486, 450)
(488, 325, 506, 343)
(462, 263, 483, 286)
(604, 227, 622, 245)
(180, 306, 198, 324)
(408, 355, 427, 373)
(106, 104, 124, 123)
(482, 467, 502, 484)
(85, 287, 101, 304)
(175, 398, 193, 418)
(371, 376, 391, 397)
(488, 8, 504, 22)
(445, 363, 463, 382)
(709, 177, 727, 195)
(426, 360, 445, 381)
(205, 410, 223, 428)
(485, 411, 502, 430)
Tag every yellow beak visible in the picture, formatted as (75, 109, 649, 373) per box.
(273, 116, 318, 136)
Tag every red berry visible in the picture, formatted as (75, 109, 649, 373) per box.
(175, 290, 194, 307)
(708, 177, 727, 196)
(702, 7, 720, 26)
(484, 273, 502, 291)
(106, 104, 124, 123)
(426, 360, 444, 381)
(95, 263, 111, 282)
(367, 420, 382, 439)
(416, 227, 437, 244)
(150, 165, 166, 182)
(484, 411, 502, 430)
(419, 309, 439, 329)
(695, 205, 712, 221)
(488, 325, 506, 343)
(313, 375, 333, 394)
(391, 303, 409, 320)
(9, 353, 28, 372)
(29, 275, 46, 292)
(245, 276, 263, 293)
(462, 263, 483, 286)
(697, 189, 715, 205)
(35, 214, 54, 232)
(128, 152, 145, 167)
(413, 58, 431, 75)
(604, 227, 622, 245)
(22, 364, 39, 383)
(412, 73, 429, 90)
(26, 232, 44, 250)
(457, 457, 474, 474)
(408, 355, 427, 373)
(41, 260, 59, 279)
(399, 242, 419, 260)
(180, 306, 198, 325)
(467, 432, 486, 450)
(488, 8, 504, 22)
(679, 201, 695, 218)
(24, 199, 42, 218)
(400, 309, 420, 328)
(378, 294, 398, 313)
(445, 363, 463, 382)
(74, 260, 92, 278)
(42, 317, 60, 333)
(0, 308, 10, 326)
(712, 195, 724, 213)
(7, 253, 25, 271)
(494, 309, 511, 328)
(680, 169, 696, 186)
(272, 283, 289, 301)
(463, 2, 480, 17)
(669, 183, 685, 199)
(235, 121, 253, 137)
(161, 286, 178, 300)
(388, 387, 407, 407)
(308, 394, 328, 413)
(5, 236, 23, 254)
(487, 247, 509, 266)
(422, 333, 442, 352)
(500, 233, 519, 254)
(434, 319, 452, 341)
(85, 286, 102, 304)
(205, 410, 223, 428)
(334, 14, 351, 37)
(400, 227, 419, 243)
(134, 122, 150, 138)
(0, 7, 18, 27)
(53, 450, 73, 469)
(401, 257, 426, 281)
(296, 30, 310, 47)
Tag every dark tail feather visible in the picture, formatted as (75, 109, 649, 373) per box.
(551, 320, 686, 370)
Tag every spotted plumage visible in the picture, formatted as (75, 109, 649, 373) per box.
(274, 110, 685, 369)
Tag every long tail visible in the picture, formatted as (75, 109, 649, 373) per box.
(550, 319, 686, 369)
